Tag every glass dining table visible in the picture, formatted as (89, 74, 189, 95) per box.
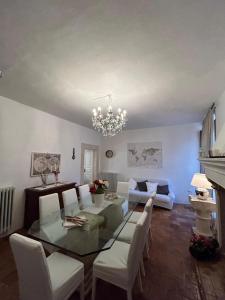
(28, 196, 137, 257)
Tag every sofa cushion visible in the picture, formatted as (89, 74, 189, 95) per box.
(146, 182, 158, 194)
(129, 189, 151, 203)
(157, 185, 169, 195)
(137, 181, 148, 192)
(128, 178, 137, 190)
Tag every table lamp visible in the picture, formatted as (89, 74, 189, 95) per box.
(191, 173, 213, 200)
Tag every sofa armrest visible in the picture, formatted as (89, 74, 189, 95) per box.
(168, 191, 175, 202)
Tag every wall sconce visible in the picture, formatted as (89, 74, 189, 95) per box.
(72, 147, 75, 160)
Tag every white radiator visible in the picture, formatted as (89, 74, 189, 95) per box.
(0, 186, 15, 236)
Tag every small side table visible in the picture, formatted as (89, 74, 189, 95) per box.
(189, 195, 216, 237)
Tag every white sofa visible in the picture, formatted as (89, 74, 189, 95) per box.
(129, 178, 175, 210)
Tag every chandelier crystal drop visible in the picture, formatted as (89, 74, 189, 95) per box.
(92, 95, 128, 136)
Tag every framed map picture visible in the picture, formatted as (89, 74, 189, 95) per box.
(127, 142, 162, 168)
(31, 152, 61, 176)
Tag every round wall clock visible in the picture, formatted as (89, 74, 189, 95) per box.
(105, 150, 113, 158)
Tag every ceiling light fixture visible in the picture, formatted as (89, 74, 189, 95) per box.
(92, 94, 128, 136)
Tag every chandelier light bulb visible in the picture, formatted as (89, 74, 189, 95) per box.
(91, 95, 127, 136)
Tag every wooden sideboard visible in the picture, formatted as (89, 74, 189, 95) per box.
(24, 182, 77, 229)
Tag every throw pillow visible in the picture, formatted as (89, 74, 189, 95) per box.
(129, 178, 137, 190)
(137, 181, 148, 192)
(157, 185, 169, 195)
(146, 182, 158, 194)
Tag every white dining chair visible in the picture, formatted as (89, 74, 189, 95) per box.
(128, 196, 154, 225)
(117, 181, 129, 216)
(116, 198, 153, 261)
(39, 193, 66, 244)
(92, 211, 148, 300)
(10, 233, 84, 300)
(62, 188, 80, 216)
(78, 184, 93, 209)
(117, 181, 129, 198)
(128, 198, 154, 248)
(39, 193, 61, 220)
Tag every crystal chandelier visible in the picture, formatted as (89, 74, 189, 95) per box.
(92, 95, 127, 136)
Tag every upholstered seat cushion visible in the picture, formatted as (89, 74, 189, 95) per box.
(129, 189, 152, 203)
(154, 194, 171, 203)
(115, 222, 137, 244)
(47, 252, 83, 300)
(93, 240, 130, 284)
(128, 211, 142, 224)
(154, 193, 174, 210)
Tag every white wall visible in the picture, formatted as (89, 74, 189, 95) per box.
(101, 123, 201, 203)
(0, 95, 202, 230)
(0, 96, 101, 231)
(214, 92, 225, 152)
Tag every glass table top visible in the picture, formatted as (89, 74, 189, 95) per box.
(28, 197, 137, 257)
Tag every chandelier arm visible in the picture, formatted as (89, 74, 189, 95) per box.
(91, 95, 127, 136)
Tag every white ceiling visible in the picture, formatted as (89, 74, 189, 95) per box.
(1, 0, 225, 129)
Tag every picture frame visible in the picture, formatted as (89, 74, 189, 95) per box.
(30, 152, 61, 176)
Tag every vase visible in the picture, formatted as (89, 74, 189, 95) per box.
(93, 193, 104, 208)
(40, 174, 48, 188)
(53, 172, 59, 185)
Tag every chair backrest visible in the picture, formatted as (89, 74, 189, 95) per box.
(39, 193, 60, 220)
(117, 182, 129, 198)
(62, 188, 80, 216)
(10, 233, 52, 300)
(144, 198, 153, 232)
(78, 184, 93, 209)
(127, 211, 148, 284)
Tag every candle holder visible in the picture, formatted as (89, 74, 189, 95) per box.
(53, 171, 59, 185)
(40, 174, 48, 188)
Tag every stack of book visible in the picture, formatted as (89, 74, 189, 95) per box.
(63, 215, 88, 229)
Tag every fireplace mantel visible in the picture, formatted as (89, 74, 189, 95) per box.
(199, 157, 225, 253)
(199, 157, 225, 189)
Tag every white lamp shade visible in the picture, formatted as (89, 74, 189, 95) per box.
(191, 173, 213, 189)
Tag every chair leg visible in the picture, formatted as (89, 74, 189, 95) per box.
(127, 288, 132, 300)
(140, 257, 146, 277)
(80, 282, 84, 300)
(92, 276, 97, 300)
(137, 268, 143, 293)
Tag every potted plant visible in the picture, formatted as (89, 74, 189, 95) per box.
(189, 233, 219, 260)
(90, 180, 109, 207)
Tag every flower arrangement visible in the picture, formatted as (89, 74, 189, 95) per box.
(189, 233, 219, 260)
(90, 180, 109, 194)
